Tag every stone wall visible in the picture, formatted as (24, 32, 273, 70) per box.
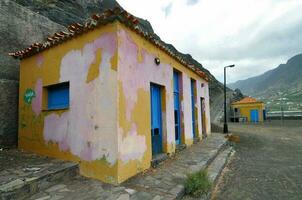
(0, 80, 18, 147)
(0, 0, 65, 147)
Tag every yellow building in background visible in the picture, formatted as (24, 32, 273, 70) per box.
(231, 97, 265, 123)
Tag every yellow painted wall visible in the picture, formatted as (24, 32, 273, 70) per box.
(19, 23, 120, 184)
(18, 21, 211, 184)
(232, 103, 265, 122)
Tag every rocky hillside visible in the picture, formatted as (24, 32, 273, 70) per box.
(229, 54, 302, 111)
(0, 0, 66, 147)
(0, 0, 226, 146)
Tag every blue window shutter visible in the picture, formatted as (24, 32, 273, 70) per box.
(48, 83, 69, 109)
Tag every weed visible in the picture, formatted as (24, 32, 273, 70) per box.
(184, 169, 212, 197)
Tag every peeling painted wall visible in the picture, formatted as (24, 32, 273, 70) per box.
(19, 23, 120, 184)
(116, 23, 211, 182)
(198, 80, 211, 134)
(18, 21, 211, 184)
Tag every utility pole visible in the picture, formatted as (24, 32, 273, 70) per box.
(223, 64, 235, 134)
(281, 99, 284, 126)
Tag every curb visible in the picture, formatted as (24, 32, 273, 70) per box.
(174, 138, 231, 200)
(203, 147, 235, 200)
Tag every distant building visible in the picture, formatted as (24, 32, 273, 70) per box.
(231, 97, 265, 122)
(9, 6, 211, 184)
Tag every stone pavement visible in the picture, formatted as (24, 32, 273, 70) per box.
(26, 133, 229, 200)
(1, 133, 230, 200)
(0, 149, 78, 200)
(122, 133, 228, 200)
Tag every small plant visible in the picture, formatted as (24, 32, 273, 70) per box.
(184, 169, 212, 197)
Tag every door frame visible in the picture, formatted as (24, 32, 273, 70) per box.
(200, 97, 207, 138)
(150, 83, 164, 156)
(190, 79, 197, 138)
(173, 71, 181, 145)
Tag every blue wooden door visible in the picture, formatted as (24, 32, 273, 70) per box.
(191, 79, 196, 138)
(173, 71, 181, 145)
(250, 109, 259, 122)
(150, 84, 163, 155)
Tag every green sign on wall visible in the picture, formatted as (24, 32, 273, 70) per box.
(24, 89, 36, 104)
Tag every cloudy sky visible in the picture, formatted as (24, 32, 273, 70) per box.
(118, 0, 302, 83)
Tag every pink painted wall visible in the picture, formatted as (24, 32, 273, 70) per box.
(41, 32, 119, 164)
(116, 23, 211, 166)
(197, 80, 211, 134)
(117, 26, 174, 161)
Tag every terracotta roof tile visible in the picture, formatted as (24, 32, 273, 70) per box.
(9, 6, 208, 81)
(232, 97, 262, 104)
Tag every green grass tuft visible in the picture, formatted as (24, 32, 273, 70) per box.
(184, 169, 212, 197)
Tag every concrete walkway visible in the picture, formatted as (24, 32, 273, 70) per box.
(1, 133, 230, 200)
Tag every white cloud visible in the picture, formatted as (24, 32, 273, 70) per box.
(118, 0, 302, 82)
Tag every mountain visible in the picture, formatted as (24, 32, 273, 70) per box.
(1, 0, 227, 146)
(229, 54, 302, 111)
(0, 0, 66, 147)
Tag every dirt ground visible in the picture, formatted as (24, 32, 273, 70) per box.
(212, 120, 302, 200)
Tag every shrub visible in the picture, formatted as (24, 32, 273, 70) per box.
(184, 169, 212, 197)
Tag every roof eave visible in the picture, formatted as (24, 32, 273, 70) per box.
(8, 6, 208, 81)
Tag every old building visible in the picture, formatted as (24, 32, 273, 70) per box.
(231, 97, 265, 122)
(9, 7, 211, 184)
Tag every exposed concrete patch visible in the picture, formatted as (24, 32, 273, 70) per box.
(117, 193, 130, 200)
(125, 188, 137, 195)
